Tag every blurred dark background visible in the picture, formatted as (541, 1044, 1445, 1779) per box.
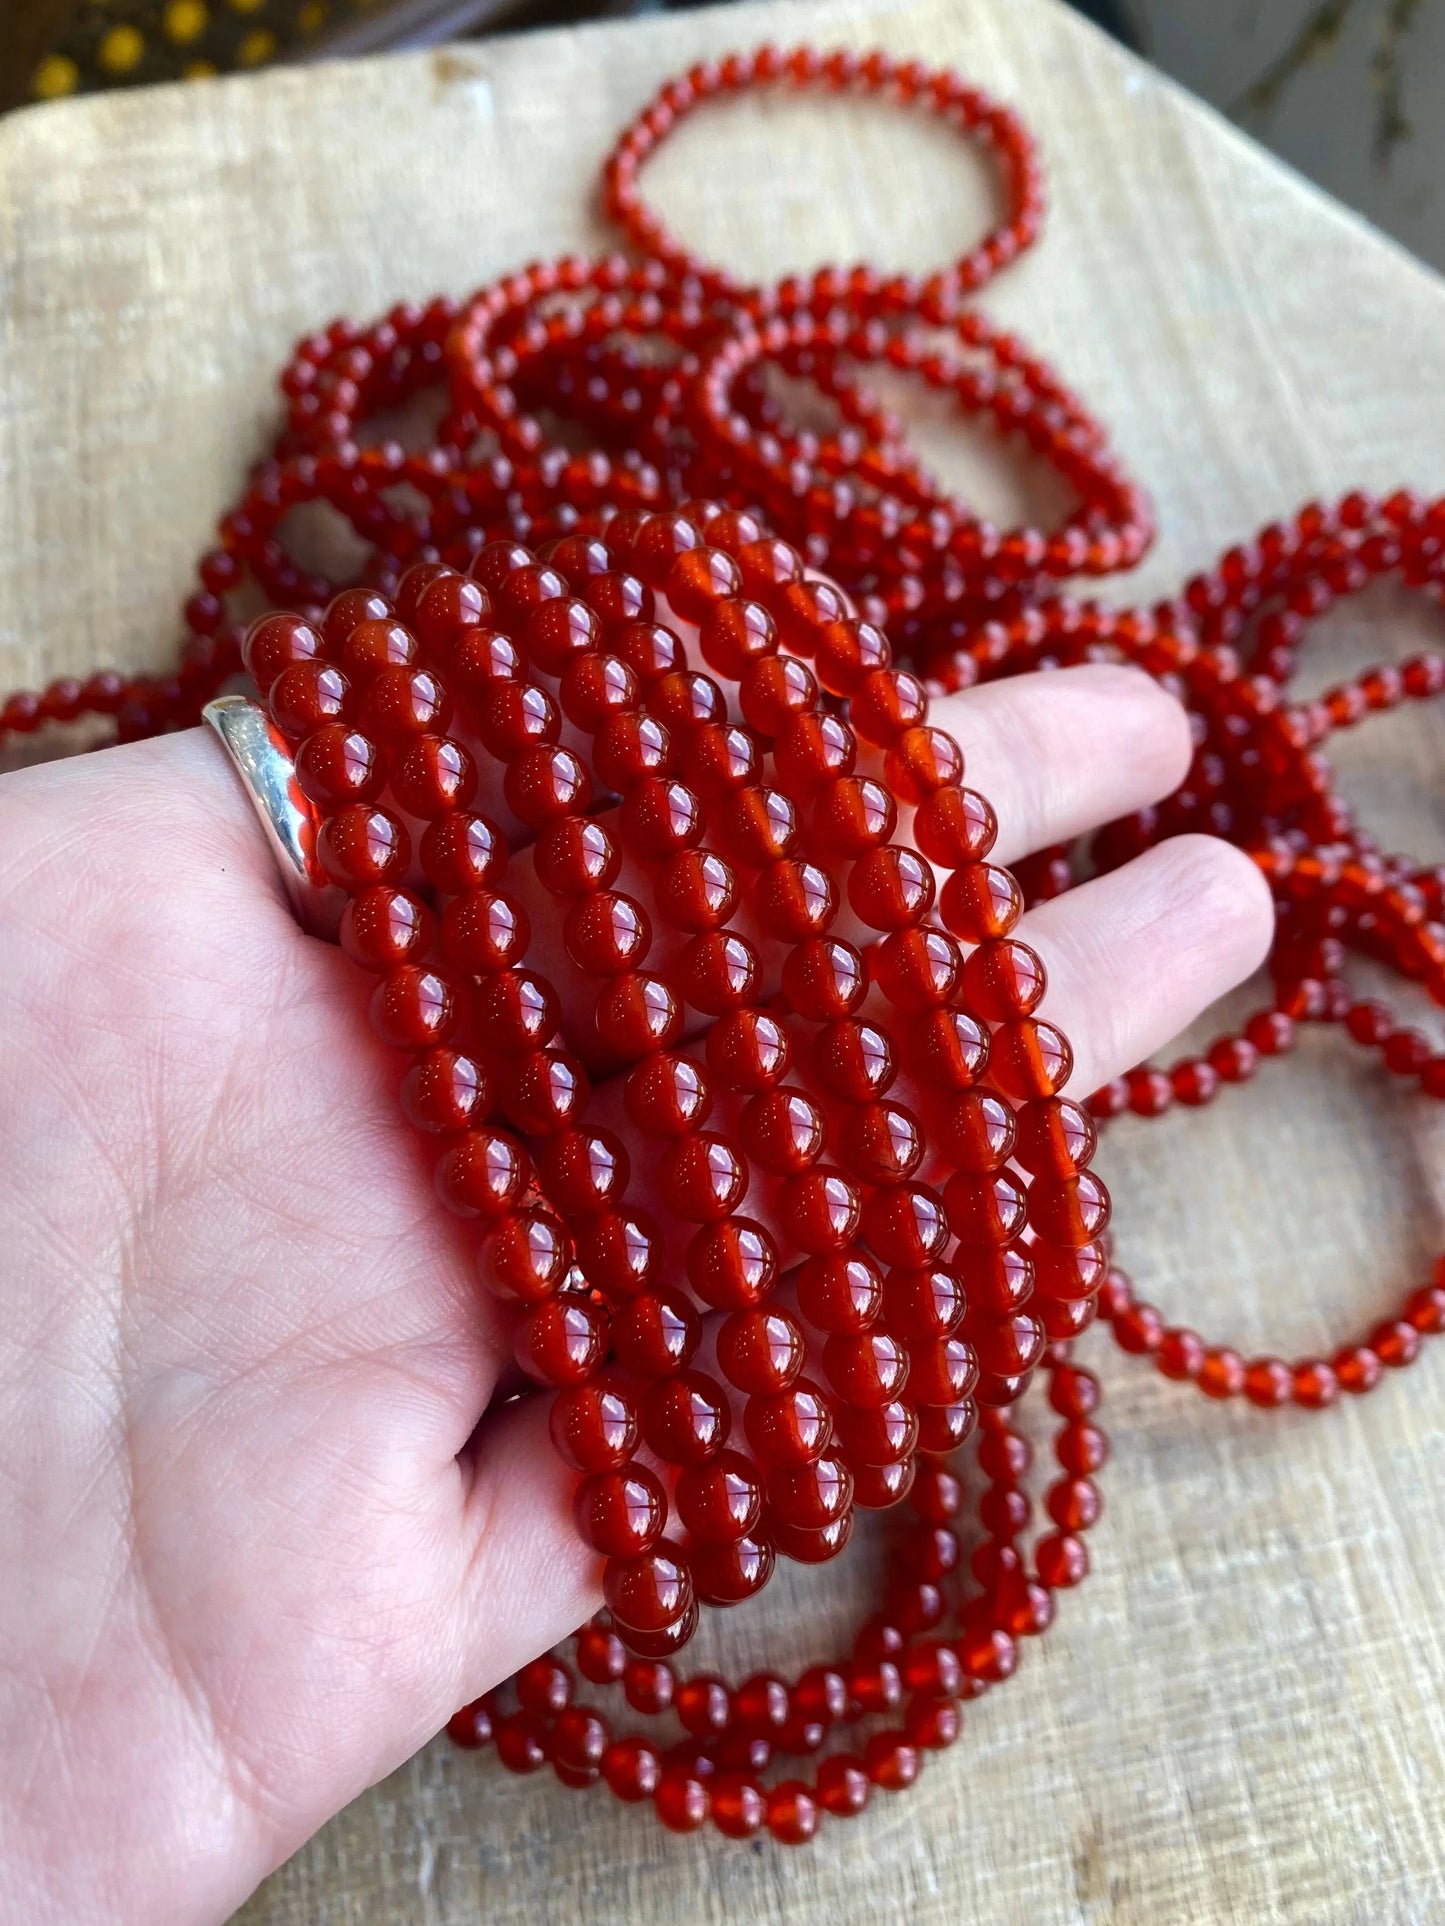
(5, 0, 1442, 271)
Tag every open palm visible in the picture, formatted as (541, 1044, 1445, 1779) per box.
(0, 664, 1270, 1924)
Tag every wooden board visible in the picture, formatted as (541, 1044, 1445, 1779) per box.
(3, 0, 1444, 1918)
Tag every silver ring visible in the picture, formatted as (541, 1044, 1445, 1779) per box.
(202, 694, 343, 940)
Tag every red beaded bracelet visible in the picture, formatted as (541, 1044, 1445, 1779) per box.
(4, 43, 1442, 1846)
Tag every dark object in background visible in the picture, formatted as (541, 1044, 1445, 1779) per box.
(4, 0, 1136, 112)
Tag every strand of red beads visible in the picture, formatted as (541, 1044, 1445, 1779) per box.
(3, 43, 1442, 1843)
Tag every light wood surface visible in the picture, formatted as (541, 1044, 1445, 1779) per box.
(3, 0, 1444, 1920)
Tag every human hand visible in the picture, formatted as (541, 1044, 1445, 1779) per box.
(0, 662, 1271, 1923)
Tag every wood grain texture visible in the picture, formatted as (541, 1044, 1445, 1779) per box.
(2, 0, 1443, 1919)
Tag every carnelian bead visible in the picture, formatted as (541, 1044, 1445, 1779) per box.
(691, 1533, 776, 1606)
(964, 938, 1047, 1018)
(854, 1458, 918, 1508)
(515, 1296, 608, 1386)
(528, 596, 605, 675)
(1198, 1347, 1246, 1399)
(944, 1172, 1028, 1245)
(574, 1467, 667, 1557)
(476, 680, 559, 759)
(905, 1008, 990, 1088)
(810, 775, 896, 856)
(420, 812, 505, 894)
(709, 1772, 766, 1839)
(624, 1056, 705, 1139)
(441, 892, 529, 976)
(1244, 1358, 1293, 1408)
(796, 1253, 883, 1333)
(915, 1399, 978, 1453)
(1334, 1344, 1383, 1394)
(323, 586, 392, 652)
(501, 1048, 589, 1136)
(718, 1309, 805, 1393)
(338, 617, 417, 680)
(773, 712, 856, 796)
(872, 927, 961, 1006)
(769, 1454, 854, 1528)
(1156, 1327, 1205, 1381)
(654, 1762, 709, 1832)
(494, 1712, 548, 1774)
(549, 1381, 639, 1472)
(812, 1018, 895, 1102)
(533, 817, 620, 896)
(596, 713, 674, 794)
(778, 1168, 862, 1253)
(400, 1049, 487, 1134)
(680, 932, 762, 1013)
(716, 784, 798, 865)
(1293, 1360, 1339, 1408)
(657, 849, 736, 931)
(1013, 1097, 1096, 1177)
(739, 654, 818, 737)
(601, 1738, 661, 1802)
(687, 1219, 778, 1308)
(411, 572, 490, 655)
(675, 1450, 764, 1541)
(707, 1009, 790, 1093)
(565, 891, 651, 975)
(1028, 1172, 1111, 1246)
(295, 724, 385, 805)
(269, 659, 350, 739)
(559, 651, 638, 732)
(816, 1755, 871, 1817)
(623, 1659, 675, 1717)
(744, 1380, 834, 1467)
(642, 1371, 731, 1463)
(884, 725, 963, 802)
(781, 937, 867, 1019)
(605, 1540, 694, 1633)
(1036, 1532, 1089, 1588)
(989, 1018, 1074, 1098)
(815, 617, 891, 695)
(480, 1206, 571, 1303)
(505, 744, 591, 824)
(912, 786, 997, 865)
(446, 1699, 494, 1750)
(864, 1730, 921, 1790)
(594, 973, 684, 1059)
(848, 846, 935, 930)
(340, 887, 432, 971)
(699, 598, 777, 678)
(608, 618, 678, 684)
(755, 858, 836, 940)
(940, 861, 1023, 941)
(360, 664, 450, 743)
(887, 1265, 966, 1340)
(836, 1101, 922, 1184)
(659, 1132, 747, 1220)
(823, 1331, 908, 1406)
(244, 611, 322, 687)
(318, 804, 409, 889)
(575, 1210, 661, 1299)
(370, 966, 457, 1049)
(1373, 1319, 1421, 1367)
(397, 561, 458, 624)
(934, 1091, 1016, 1171)
(472, 970, 557, 1054)
(613, 1291, 701, 1376)
(538, 1129, 629, 1216)
(515, 1656, 572, 1716)
(552, 1706, 609, 1785)
(852, 667, 927, 746)
(436, 1129, 530, 1220)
